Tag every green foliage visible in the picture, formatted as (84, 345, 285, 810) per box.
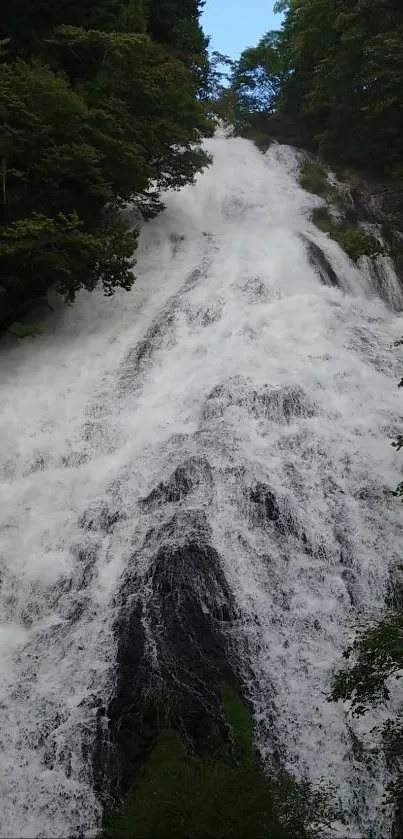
(0, 0, 213, 330)
(47, 26, 213, 188)
(299, 160, 346, 209)
(0, 211, 138, 326)
(0, 60, 118, 224)
(332, 612, 403, 712)
(104, 684, 334, 839)
(231, 0, 403, 175)
(0, 0, 148, 56)
(204, 51, 236, 124)
(311, 207, 380, 263)
(230, 31, 286, 118)
(299, 161, 330, 198)
(239, 128, 273, 153)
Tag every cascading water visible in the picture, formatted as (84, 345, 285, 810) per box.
(1, 134, 403, 838)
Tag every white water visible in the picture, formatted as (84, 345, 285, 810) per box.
(1, 135, 403, 837)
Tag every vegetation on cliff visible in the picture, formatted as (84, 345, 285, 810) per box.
(228, 0, 403, 177)
(215, 1, 403, 272)
(104, 683, 333, 839)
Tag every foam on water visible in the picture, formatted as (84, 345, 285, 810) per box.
(1, 135, 403, 837)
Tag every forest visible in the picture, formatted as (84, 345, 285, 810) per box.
(0, 0, 214, 332)
(228, 0, 403, 177)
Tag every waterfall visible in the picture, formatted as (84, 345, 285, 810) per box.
(1, 135, 402, 838)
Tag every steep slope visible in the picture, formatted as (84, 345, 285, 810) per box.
(0, 135, 402, 837)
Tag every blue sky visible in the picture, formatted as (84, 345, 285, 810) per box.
(201, 1, 282, 60)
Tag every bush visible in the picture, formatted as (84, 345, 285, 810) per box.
(299, 161, 329, 197)
(0, 211, 138, 329)
(312, 207, 380, 263)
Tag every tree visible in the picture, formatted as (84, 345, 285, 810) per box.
(145, 0, 210, 93)
(0, 0, 213, 330)
(232, 0, 403, 174)
(231, 32, 285, 116)
(49, 26, 212, 187)
(0, 0, 148, 56)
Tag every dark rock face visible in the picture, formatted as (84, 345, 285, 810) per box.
(79, 502, 121, 534)
(100, 509, 240, 805)
(347, 172, 403, 283)
(249, 483, 281, 526)
(305, 239, 340, 287)
(139, 457, 212, 509)
(349, 176, 403, 227)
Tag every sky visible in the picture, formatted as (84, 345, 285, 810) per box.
(201, 1, 282, 60)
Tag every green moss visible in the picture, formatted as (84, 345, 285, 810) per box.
(103, 684, 332, 839)
(337, 226, 380, 262)
(220, 681, 253, 757)
(312, 206, 381, 262)
(299, 161, 329, 197)
(311, 206, 335, 235)
(299, 160, 344, 206)
(6, 322, 42, 338)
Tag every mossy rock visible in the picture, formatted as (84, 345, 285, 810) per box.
(103, 684, 331, 839)
(311, 206, 335, 235)
(312, 207, 381, 263)
(299, 161, 329, 197)
(299, 160, 344, 206)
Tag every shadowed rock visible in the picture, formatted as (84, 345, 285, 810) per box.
(79, 502, 121, 534)
(249, 482, 281, 525)
(99, 511, 241, 805)
(305, 239, 340, 287)
(139, 457, 212, 510)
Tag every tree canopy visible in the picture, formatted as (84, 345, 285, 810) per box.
(0, 0, 213, 331)
(230, 0, 403, 174)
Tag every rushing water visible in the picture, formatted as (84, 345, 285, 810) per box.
(1, 135, 403, 838)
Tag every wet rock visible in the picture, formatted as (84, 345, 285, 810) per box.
(305, 239, 340, 287)
(202, 379, 315, 424)
(347, 172, 403, 284)
(246, 482, 304, 544)
(276, 385, 316, 421)
(142, 509, 211, 550)
(101, 512, 241, 805)
(72, 544, 99, 589)
(128, 312, 175, 371)
(249, 482, 281, 525)
(193, 297, 224, 326)
(341, 568, 358, 606)
(118, 307, 176, 394)
(24, 452, 46, 475)
(79, 502, 121, 534)
(139, 457, 212, 510)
